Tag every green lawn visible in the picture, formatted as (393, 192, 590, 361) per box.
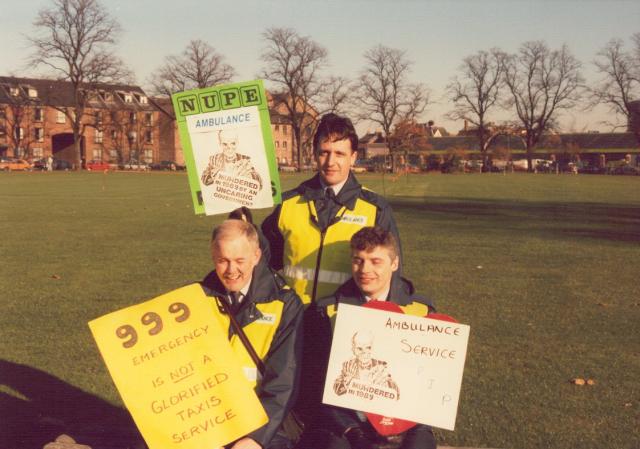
(1, 171, 639, 449)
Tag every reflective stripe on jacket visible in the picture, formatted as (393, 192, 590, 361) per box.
(278, 193, 378, 304)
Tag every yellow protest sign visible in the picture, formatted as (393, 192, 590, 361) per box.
(88, 283, 268, 449)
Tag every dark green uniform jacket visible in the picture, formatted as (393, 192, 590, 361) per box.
(200, 260, 304, 447)
(261, 173, 401, 305)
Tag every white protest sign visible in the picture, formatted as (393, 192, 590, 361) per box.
(187, 106, 273, 215)
(322, 303, 469, 430)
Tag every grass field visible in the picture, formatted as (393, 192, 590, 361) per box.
(1, 170, 639, 449)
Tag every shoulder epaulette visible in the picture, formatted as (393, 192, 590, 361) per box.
(360, 188, 390, 209)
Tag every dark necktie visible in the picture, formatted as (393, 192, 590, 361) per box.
(228, 291, 241, 314)
(325, 187, 336, 202)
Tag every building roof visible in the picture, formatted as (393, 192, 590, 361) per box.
(0, 76, 154, 111)
(426, 132, 638, 153)
(359, 132, 386, 145)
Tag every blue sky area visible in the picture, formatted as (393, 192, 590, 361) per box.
(1, 0, 639, 134)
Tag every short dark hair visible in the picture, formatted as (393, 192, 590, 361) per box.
(313, 113, 358, 154)
(350, 226, 399, 259)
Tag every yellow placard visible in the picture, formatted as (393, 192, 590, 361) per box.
(88, 283, 268, 449)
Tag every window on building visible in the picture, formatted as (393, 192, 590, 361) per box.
(109, 149, 118, 160)
(34, 128, 44, 142)
(275, 141, 280, 148)
(27, 88, 38, 98)
(275, 124, 280, 131)
(130, 112, 137, 124)
(144, 130, 153, 144)
(95, 111, 103, 125)
(93, 148, 102, 160)
(111, 130, 117, 140)
(95, 130, 104, 143)
(32, 147, 43, 158)
(144, 149, 153, 163)
(15, 127, 24, 140)
(134, 93, 148, 104)
(100, 91, 114, 102)
(129, 131, 137, 143)
(110, 111, 118, 122)
(9, 86, 19, 96)
(34, 108, 44, 122)
(283, 141, 287, 148)
(144, 112, 153, 126)
(56, 110, 66, 123)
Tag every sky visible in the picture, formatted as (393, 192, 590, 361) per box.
(1, 0, 639, 135)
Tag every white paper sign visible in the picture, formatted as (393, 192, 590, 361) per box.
(322, 304, 470, 430)
(186, 106, 273, 215)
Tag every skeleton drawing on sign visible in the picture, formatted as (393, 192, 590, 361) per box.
(333, 330, 400, 398)
(201, 129, 263, 190)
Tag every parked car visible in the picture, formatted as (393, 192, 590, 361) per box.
(150, 160, 185, 171)
(278, 163, 297, 173)
(123, 160, 150, 171)
(86, 160, 110, 171)
(351, 163, 368, 174)
(32, 158, 48, 171)
(53, 159, 72, 170)
(0, 157, 32, 171)
(577, 164, 606, 175)
(404, 164, 421, 174)
(610, 165, 639, 176)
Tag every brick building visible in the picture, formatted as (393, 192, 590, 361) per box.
(267, 91, 318, 166)
(0, 76, 163, 167)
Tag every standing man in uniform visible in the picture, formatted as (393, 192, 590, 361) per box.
(201, 219, 304, 449)
(261, 113, 400, 306)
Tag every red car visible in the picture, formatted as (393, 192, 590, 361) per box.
(86, 160, 110, 171)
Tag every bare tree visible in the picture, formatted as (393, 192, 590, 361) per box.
(590, 35, 640, 142)
(447, 48, 506, 169)
(28, 0, 130, 169)
(149, 39, 235, 96)
(503, 41, 583, 171)
(354, 45, 429, 170)
(260, 27, 333, 169)
(298, 75, 354, 161)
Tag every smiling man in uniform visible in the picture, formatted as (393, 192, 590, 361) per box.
(313, 226, 436, 449)
(201, 219, 303, 449)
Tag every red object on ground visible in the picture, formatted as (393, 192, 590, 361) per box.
(362, 300, 457, 436)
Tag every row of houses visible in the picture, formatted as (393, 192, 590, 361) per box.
(2, 75, 638, 169)
(360, 132, 640, 167)
(0, 76, 302, 167)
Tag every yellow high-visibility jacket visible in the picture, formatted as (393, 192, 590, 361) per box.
(261, 173, 401, 305)
(200, 260, 303, 447)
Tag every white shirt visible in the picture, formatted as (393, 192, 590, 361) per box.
(365, 286, 391, 302)
(320, 178, 348, 197)
(229, 277, 252, 304)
